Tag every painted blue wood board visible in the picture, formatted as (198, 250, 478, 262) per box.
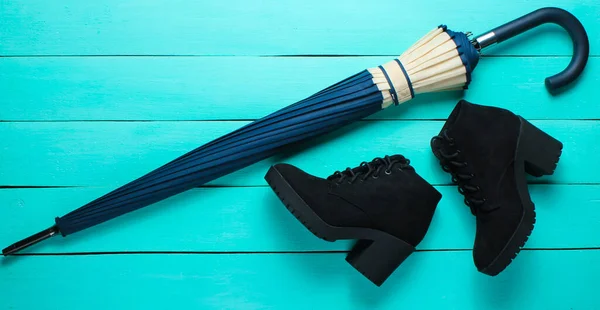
(2, 251, 599, 309)
(1, 0, 598, 56)
(1, 185, 598, 253)
(1, 120, 598, 186)
(1, 57, 599, 121)
(1, 0, 599, 309)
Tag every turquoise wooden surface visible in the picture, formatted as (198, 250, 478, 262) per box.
(1, 0, 599, 56)
(2, 121, 599, 186)
(2, 57, 599, 121)
(1, 0, 599, 309)
(1, 185, 599, 253)
(2, 252, 599, 309)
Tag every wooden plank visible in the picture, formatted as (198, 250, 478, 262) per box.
(2, 251, 599, 309)
(1, 0, 598, 56)
(1, 120, 598, 187)
(1, 56, 598, 121)
(1, 185, 598, 253)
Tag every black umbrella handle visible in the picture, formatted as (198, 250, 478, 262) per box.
(473, 7, 589, 92)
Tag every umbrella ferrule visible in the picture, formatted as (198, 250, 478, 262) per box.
(2, 225, 59, 256)
(472, 31, 497, 51)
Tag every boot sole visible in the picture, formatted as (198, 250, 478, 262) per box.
(480, 117, 562, 276)
(265, 166, 415, 286)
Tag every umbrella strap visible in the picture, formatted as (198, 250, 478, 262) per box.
(394, 59, 415, 99)
(378, 65, 399, 106)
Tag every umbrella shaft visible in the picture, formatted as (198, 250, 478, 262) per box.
(472, 31, 496, 51)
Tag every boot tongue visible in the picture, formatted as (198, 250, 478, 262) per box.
(443, 101, 495, 162)
(329, 155, 410, 180)
(388, 155, 408, 162)
(443, 100, 477, 141)
(440, 100, 469, 135)
(350, 157, 388, 175)
(353, 155, 411, 175)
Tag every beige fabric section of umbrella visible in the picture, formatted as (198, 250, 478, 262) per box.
(368, 27, 470, 109)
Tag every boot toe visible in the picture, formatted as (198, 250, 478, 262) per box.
(472, 210, 524, 274)
(272, 164, 371, 228)
(272, 163, 328, 197)
(473, 232, 502, 272)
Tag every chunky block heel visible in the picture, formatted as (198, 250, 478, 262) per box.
(345, 234, 415, 286)
(517, 117, 563, 177)
(431, 101, 566, 277)
(265, 159, 438, 286)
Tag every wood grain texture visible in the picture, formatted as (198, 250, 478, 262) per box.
(2, 0, 599, 308)
(2, 57, 599, 121)
(2, 251, 599, 309)
(1, 185, 598, 253)
(0, 0, 598, 56)
(1, 120, 598, 187)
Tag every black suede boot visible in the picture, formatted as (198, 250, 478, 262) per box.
(431, 100, 563, 276)
(265, 155, 442, 286)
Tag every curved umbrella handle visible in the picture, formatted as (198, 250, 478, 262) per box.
(473, 7, 589, 92)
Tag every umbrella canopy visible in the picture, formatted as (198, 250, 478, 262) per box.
(3, 7, 588, 256)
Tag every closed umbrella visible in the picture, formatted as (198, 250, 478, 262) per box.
(3, 7, 588, 255)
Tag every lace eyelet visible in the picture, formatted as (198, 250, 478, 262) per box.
(385, 169, 392, 175)
(372, 175, 379, 179)
(476, 186, 481, 191)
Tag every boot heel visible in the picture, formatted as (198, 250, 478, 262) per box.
(518, 117, 563, 177)
(345, 234, 415, 286)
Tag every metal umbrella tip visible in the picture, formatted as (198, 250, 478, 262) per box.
(2, 225, 59, 256)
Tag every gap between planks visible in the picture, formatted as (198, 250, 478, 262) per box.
(1, 55, 599, 58)
(2, 183, 599, 189)
(3, 119, 600, 123)
(6, 247, 600, 257)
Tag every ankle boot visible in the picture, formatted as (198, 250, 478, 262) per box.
(265, 155, 441, 286)
(431, 100, 563, 276)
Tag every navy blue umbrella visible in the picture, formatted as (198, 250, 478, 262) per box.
(3, 8, 588, 255)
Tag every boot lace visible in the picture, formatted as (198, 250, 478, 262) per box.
(327, 155, 412, 184)
(431, 130, 490, 215)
